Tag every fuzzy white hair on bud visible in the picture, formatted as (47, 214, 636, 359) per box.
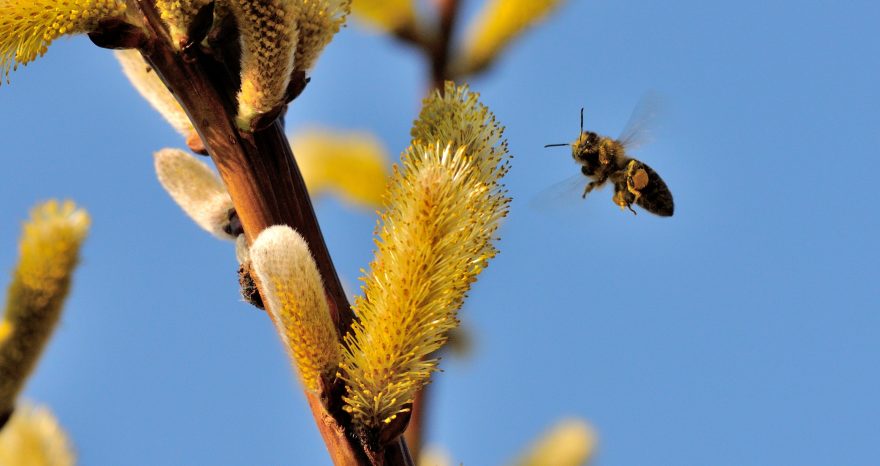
(154, 148, 236, 240)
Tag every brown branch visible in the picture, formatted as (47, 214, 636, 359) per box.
(430, 0, 461, 90)
(121, 1, 416, 464)
(385, 437, 417, 466)
(392, 22, 432, 51)
(0, 408, 11, 431)
(403, 386, 428, 460)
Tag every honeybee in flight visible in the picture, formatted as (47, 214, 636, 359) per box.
(544, 105, 674, 217)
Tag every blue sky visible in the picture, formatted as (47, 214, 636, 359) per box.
(1, 0, 878, 464)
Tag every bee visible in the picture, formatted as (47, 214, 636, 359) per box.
(544, 106, 674, 217)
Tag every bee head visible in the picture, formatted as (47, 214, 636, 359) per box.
(572, 107, 600, 160)
(573, 131, 601, 160)
(545, 108, 600, 164)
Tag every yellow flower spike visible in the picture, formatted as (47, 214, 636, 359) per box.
(291, 129, 390, 208)
(459, 0, 565, 73)
(293, 0, 351, 72)
(341, 84, 509, 430)
(229, 0, 299, 129)
(341, 144, 510, 429)
(156, 0, 213, 48)
(0, 201, 90, 417)
(154, 148, 236, 241)
(512, 419, 597, 466)
(116, 50, 197, 140)
(0, 403, 75, 466)
(0, 0, 127, 83)
(249, 226, 341, 393)
(351, 0, 414, 32)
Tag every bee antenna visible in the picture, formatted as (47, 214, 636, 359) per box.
(580, 107, 584, 134)
(544, 143, 569, 148)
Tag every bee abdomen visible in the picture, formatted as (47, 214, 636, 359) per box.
(636, 163, 674, 216)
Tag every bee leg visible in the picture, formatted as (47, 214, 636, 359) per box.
(612, 187, 637, 215)
(626, 183, 642, 205)
(624, 161, 648, 206)
(582, 181, 601, 198)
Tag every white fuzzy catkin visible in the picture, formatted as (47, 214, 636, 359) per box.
(116, 50, 195, 138)
(154, 148, 235, 240)
(249, 226, 340, 392)
(235, 234, 250, 264)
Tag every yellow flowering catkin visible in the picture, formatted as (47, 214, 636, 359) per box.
(341, 84, 509, 429)
(512, 419, 597, 466)
(229, 0, 299, 129)
(293, 0, 351, 72)
(291, 129, 389, 208)
(154, 148, 236, 240)
(156, 0, 213, 48)
(342, 142, 509, 429)
(116, 50, 196, 139)
(350, 0, 413, 32)
(0, 201, 90, 417)
(460, 0, 564, 72)
(0, 403, 75, 466)
(249, 226, 341, 392)
(0, 0, 127, 83)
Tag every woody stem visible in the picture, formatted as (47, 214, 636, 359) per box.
(129, 1, 412, 464)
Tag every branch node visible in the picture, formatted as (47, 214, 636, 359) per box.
(88, 19, 148, 50)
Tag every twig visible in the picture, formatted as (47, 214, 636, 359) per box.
(430, 0, 461, 90)
(0, 408, 11, 431)
(403, 387, 427, 460)
(126, 2, 414, 464)
(385, 436, 417, 466)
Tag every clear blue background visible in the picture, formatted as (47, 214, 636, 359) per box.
(1, 0, 878, 464)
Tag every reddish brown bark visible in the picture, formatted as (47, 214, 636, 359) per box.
(116, 2, 413, 464)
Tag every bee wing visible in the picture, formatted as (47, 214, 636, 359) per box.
(634, 162, 675, 217)
(617, 92, 663, 150)
(528, 174, 592, 213)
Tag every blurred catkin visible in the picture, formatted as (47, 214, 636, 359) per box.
(0, 0, 127, 82)
(513, 419, 597, 466)
(154, 148, 236, 241)
(0, 201, 90, 417)
(341, 84, 510, 429)
(351, 0, 415, 32)
(116, 50, 196, 139)
(459, 0, 564, 73)
(249, 226, 341, 392)
(229, 0, 299, 128)
(292, 129, 390, 208)
(418, 445, 452, 466)
(0, 403, 75, 466)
